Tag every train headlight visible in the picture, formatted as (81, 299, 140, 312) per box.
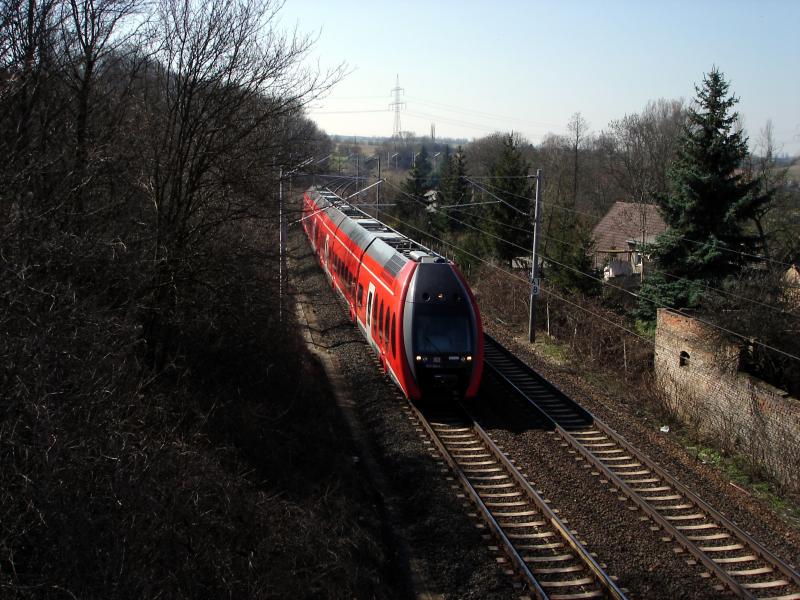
(415, 355, 423, 362)
(466, 355, 473, 361)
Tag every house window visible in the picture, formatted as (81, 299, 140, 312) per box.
(679, 351, 690, 367)
(384, 310, 390, 350)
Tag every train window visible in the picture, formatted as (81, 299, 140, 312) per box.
(358, 284, 364, 306)
(390, 313, 396, 357)
(378, 301, 384, 341)
(413, 306, 471, 354)
(372, 294, 378, 330)
(384, 310, 390, 350)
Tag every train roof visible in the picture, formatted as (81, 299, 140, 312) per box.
(308, 187, 447, 277)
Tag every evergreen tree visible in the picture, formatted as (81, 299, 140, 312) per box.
(404, 145, 432, 197)
(441, 147, 468, 204)
(638, 68, 771, 319)
(395, 146, 432, 222)
(545, 215, 600, 295)
(487, 134, 532, 265)
(440, 147, 469, 231)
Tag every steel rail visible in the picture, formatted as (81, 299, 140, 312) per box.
(483, 333, 800, 600)
(407, 400, 548, 599)
(461, 403, 628, 600)
(406, 397, 626, 599)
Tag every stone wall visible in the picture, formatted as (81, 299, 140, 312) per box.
(654, 309, 800, 493)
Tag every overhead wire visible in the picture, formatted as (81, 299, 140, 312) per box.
(455, 185, 800, 318)
(476, 178, 796, 270)
(308, 108, 390, 114)
(470, 178, 800, 315)
(403, 110, 505, 134)
(305, 172, 798, 317)
(336, 189, 794, 402)
(363, 201, 664, 352)
(381, 179, 800, 362)
(404, 95, 563, 129)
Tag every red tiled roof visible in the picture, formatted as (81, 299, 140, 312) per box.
(592, 202, 668, 252)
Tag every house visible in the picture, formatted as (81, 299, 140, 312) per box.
(591, 202, 668, 280)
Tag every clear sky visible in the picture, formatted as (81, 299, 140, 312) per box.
(279, 0, 800, 155)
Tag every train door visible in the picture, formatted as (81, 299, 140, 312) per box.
(324, 235, 330, 272)
(366, 282, 376, 347)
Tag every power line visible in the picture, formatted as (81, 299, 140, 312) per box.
(404, 110, 504, 134)
(476, 179, 796, 270)
(365, 201, 658, 351)
(463, 177, 529, 216)
(309, 109, 390, 115)
(315, 172, 798, 318)
(463, 175, 537, 180)
(383, 180, 800, 362)
(446, 200, 800, 318)
(404, 95, 562, 129)
(359, 198, 800, 402)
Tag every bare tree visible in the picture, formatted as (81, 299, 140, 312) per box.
(567, 111, 589, 205)
(0, 0, 63, 226)
(746, 119, 789, 259)
(58, 0, 142, 219)
(604, 98, 685, 205)
(137, 0, 342, 363)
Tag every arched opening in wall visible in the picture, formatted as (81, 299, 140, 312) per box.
(679, 351, 690, 367)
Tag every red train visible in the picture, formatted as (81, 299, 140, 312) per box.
(302, 187, 484, 400)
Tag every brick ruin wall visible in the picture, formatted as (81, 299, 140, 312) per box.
(654, 309, 800, 493)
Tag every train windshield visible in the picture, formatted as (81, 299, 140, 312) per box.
(413, 310, 472, 354)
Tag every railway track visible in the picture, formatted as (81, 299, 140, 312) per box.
(407, 399, 627, 600)
(483, 333, 800, 600)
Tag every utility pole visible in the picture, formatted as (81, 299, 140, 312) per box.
(528, 169, 542, 343)
(640, 209, 646, 284)
(279, 165, 284, 323)
(377, 154, 381, 207)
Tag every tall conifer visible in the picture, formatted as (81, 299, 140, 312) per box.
(638, 68, 770, 318)
(487, 134, 532, 265)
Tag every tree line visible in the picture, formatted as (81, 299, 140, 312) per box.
(367, 69, 797, 391)
(2, 0, 343, 595)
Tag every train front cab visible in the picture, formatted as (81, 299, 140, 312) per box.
(403, 256, 483, 400)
